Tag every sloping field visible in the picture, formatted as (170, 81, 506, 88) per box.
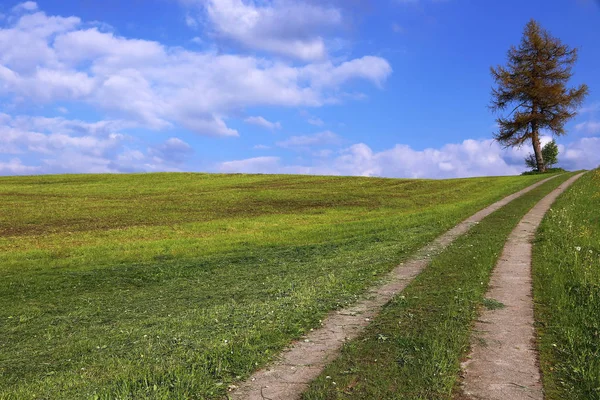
(0, 173, 547, 399)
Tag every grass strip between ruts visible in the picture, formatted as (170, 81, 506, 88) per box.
(303, 173, 575, 400)
(532, 169, 600, 400)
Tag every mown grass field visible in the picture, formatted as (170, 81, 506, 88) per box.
(303, 173, 574, 399)
(0, 172, 548, 399)
(533, 169, 600, 399)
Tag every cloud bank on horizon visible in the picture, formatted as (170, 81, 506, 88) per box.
(0, 0, 598, 178)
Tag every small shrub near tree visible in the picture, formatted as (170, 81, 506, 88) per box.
(525, 139, 559, 171)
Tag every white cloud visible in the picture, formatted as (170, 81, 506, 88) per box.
(53, 28, 165, 67)
(170, 112, 238, 137)
(9, 115, 133, 138)
(330, 140, 524, 178)
(0, 114, 127, 158)
(11, 2, 38, 13)
(0, 114, 191, 174)
(276, 130, 341, 149)
(219, 156, 281, 174)
(198, 0, 342, 60)
(0, 158, 39, 175)
(560, 137, 600, 170)
(313, 149, 333, 158)
(218, 136, 600, 178)
(299, 110, 325, 126)
(0, 8, 391, 137)
(253, 144, 270, 150)
(185, 13, 199, 29)
(575, 120, 600, 135)
(244, 116, 281, 130)
(218, 155, 325, 175)
(148, 137, 194, 164)
(307, 117, 324, 126)
(0, 12, 80, 73)
(302, 56, 393, 89)
(579, 102, 600, 114)
(41, 152, 114, 174)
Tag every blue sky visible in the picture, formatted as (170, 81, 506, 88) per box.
(1, 0, 598, 178)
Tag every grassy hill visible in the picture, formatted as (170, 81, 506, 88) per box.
(0, 173, 548, 399)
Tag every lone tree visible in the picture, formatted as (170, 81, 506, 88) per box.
(525, 139, 558, 171)
(490, 19, 588, 172)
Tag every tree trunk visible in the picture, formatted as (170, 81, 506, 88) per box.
(531, 105, 546, 172)
(531, 130, 545, 172)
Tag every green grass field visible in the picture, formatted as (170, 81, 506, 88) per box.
(0, 172, 548, 399)
(533, 169, 600, 399)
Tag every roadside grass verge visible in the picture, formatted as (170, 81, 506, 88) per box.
(303, 173, 573, 400)
(0, 173, 549, 399)
(532, 169, 600, 399)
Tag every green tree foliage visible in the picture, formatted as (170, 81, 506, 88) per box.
(525, 139, 559, 171)
(491, 19, 588, 172)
